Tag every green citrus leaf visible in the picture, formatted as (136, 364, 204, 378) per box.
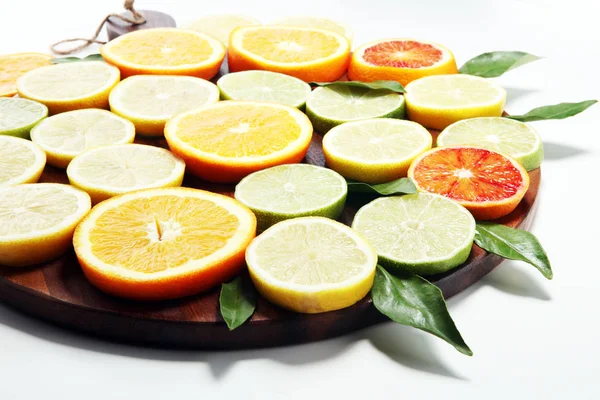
(346, 177, 417, 196)
(51, 53, 104, 64)
(219, 275, 257, 330)
(506, 100, 597, 122)
(459, 51, 541, 77)
(311, 80, 405, 93)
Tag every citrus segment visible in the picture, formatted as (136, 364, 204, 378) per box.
(408, 146, 530, 220)
(228, 25, 351, 82)
(164, 101, 313, 183)
(109, 75, 220, 136)
(30, 109, 135, 168)
(0, 53, 52, 97)
(269, 16, 354, 43)
(352, 193, 475, 275)
(0, 183, 91, 267)
(183, 14, 261, 45)
(322, 118, 432, 183)
(348, 39, 458, 86)
(73, 187, 256, 300)
(0, 136, 46, 186)
(0, 97, 48, 139)
(100, 28, 225, 79)
(245, 217, 377, 313)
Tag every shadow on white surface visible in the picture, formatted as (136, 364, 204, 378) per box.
(481, 263, 552, 301)
(504, 86, 540, 105)
(543, 142, 588, 160)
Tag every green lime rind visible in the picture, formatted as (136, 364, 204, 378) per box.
(235, 164, 348, 232)
(306, 86, 406, 134)
(352, 193, 476, 276)
(0, 98, 48, 139)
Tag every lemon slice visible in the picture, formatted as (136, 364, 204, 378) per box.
(0, 183, 91, 267)
(16, 61, 120, 114)
(0, 136, 46, 186)
(269, 16, 353, 43)
(30, 109, 135, 168)
(109, 75, 220, 136)
(0, 97, 48, 139)
(183, 14, 261, 45)
(67, 144, 185, 204)
(246, 216, 377, 313)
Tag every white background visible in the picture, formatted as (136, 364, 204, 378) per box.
(1, 0, 599, 398)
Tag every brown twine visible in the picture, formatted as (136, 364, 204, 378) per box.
(50, 0, 146, 55)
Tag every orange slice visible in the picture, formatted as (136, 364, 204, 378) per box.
(408, 146, 529, 220)
(165, 101, 313, 183)
(0, 53, 52, 97)
(100, 28, 225, 79)
(228, 25, 350, 82)
(73, 187, 257, 301)
(348, 39, 458, 86)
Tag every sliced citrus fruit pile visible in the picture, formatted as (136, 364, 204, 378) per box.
(306, 85, 405, 133)
(0, 97, 48, 139)
(352, 192, 475, 275)
(101, 28, 225, 79)
(16, 61, 120, 114)
(109, 75, 220, 136)
(228, 25, 351, 82)
(408, 146, 530, 220)
(183, 14, 261, 45)
(404, 74, 506, 130)
(235, 164, 347, 231)
(0, 53, 52, 97)
(217, 70, 311, 109)
(322, 118, 432, 183)
(349, 39, 458, 86)
(437, 117, 543, 171)
(67, 144, 185, 204)
(30, 109, 135, 168)
(269, 16, 354, 43)
(73, 187, 256, 300)
(165, 101, 313, 183)
(0, 136, 46, 186)
(0, 183, 91, 267)
(246, 217, 377, 313)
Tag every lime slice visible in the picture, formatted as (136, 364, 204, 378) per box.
(269, 16, 353, 43)
(0, 136, 46, 186)
(183, 14, 261, 45)
(109, 75, 220, 136)
(235, 164, 347, 231)
(67, 144, 185, 204)
(217, 70, 311, 109)
(30, 109, 135, 168)
(352, 193, 475, 275)
(0, 98, 48, 139)
(246, 216, 377, 313)
(322, 118, 432, 183)
(437, 117, 543, 171)
(306, 85, 405, 133)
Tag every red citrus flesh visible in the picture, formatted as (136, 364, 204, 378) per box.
(362, 40, 443, 68)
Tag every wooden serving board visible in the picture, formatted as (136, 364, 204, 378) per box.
(0, 127, 541, 348)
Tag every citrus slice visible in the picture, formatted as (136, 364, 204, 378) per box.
(109, 75, 220, 136)
(183, 14, 261, 45)
(437, 117, 543, 171)
(404, 74, 506, 130)
(351, 193, 475, 275)
(306, 85, 405, 133)
(67, 144, 185, 204)
(0, 136, 46, 186)
(322, 118, 432, 183)
(0, 53, 52, 97)
(16, 61, 120, 115)
(0, 183, 91, 267)
(235, 164, 347, 231)
(165, 101, 313, 183)
(217, 70, 311, 109)
(0, 97, 48, 139)
(348, 39, 458, 86)
(101, 28, 225, 79)
(30, 109, 135, 168)
(228, 25, 351, 82)
(246, 217, 377, 313)
(269, 16, 353, 43)
(73, 187, 256, 300)
(408, 146, 530, 220)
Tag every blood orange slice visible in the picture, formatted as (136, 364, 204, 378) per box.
(348, 39, 458, 86)
(408, 146, 529, 220)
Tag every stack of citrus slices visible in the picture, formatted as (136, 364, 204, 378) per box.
(0, 15, 549, 319)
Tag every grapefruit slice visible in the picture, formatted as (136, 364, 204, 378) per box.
(348, 39, 458, 86)
(408, 146, 529, 220)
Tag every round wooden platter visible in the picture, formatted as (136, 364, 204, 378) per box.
(0, 123, 541, 349)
